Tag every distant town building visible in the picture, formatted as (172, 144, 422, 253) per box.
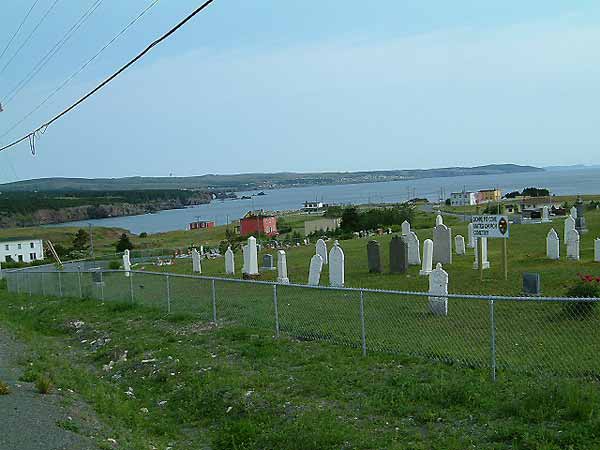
(303, 201, 327, 213)
(520, 197, 563, 218)
(450, 191, 477, 206)
(0, 238, 44, 263)
(240, 210, 278, 237)
(477, 188, 502, 203)
(304, 218, 341, 236)
(187, 220, 215, 230)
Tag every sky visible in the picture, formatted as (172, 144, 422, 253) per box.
(0, 0, 599, 182)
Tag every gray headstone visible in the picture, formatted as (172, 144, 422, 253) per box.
(433, 224, 452, 265)
(523, 272, 541, 295)
(367, 240, 381, 273)
(389, 235, 408, 274)
(262, 254, 274, 270)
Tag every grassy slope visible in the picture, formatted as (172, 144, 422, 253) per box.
(1, 286, 600, 449)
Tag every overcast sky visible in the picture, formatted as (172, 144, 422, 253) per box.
(0, 0, 599, 182)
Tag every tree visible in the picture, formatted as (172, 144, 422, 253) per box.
(340, 207, 361, 231)
(72, 229, 89, 251)
(115, 233, 134, 253)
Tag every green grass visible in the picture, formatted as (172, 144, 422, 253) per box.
(3, 287, 600, 449)
(35, 374, 53, 394)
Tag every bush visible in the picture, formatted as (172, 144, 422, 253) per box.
(108, 260, 121, 270)
(139, 232, 148, 238)
(564, 275, 600, 319)
(35, 375, 53, 395)
(0, 380, 9, 395)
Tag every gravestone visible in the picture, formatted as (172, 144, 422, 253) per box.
(242, 244, 248, 273)
(262, 254, 275, 270)
(570, 206, 578, 219)
(405, 231, 421, 265)
(428, 263, 448, 316)
(401, 220, 411, 236)
(389, 235, 408, 274)
(546, 229, 560, 260)
(308, 254, 323, 286)
(564, 215, 575, 243)
(473, 237, 490, 269)
(277, 250, 289, 284)
(246, 236, 259, 275)
(467, 222, 475, 248)
(575, 197, 587, 234)
(329, 241, 345, 287)
(523, 273, 541, 295)
(455, 235, 466, 256)
(200, 245, 204, 255)
(595, 239, 600, 263)
(436, 214, 444, 226)
(0, 260, 3, 280)
(367, 240, 382, 273)
(419, 239, 433, 276)
(433, 224, 452, 265)
(316, 239, 328, 265)
(192, 249, 202, 273)
(541, 206, 551, 223)
(123, 250, 131, 277)
(566, 229, 580, 260)
(225, 247, 235, 274)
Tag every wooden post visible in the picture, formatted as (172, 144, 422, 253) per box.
(479, 237, 484, 282)
(502, 238, 508, 281)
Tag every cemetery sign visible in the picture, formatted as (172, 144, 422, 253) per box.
(472, 215, 510, 239)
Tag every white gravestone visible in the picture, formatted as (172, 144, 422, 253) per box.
(455, 235, 466, 256)
(420, 239, 433, 276)
(316, 239, 328, 265)
(246, 236, 259, 275)
(541, 206, 551, 223)
(473, 237, 490, 269)
(546, 229, 560, 260)
(566, 229, 580, 260)
(329, 241, 345, 287)
(0, 260, 2, 280)
(435, 214, 444, 226)
(277, 250, 289, 284)
(225, 247, 235, 275)
(595, 239, 600, 263)
(401, 220, 411, 236)
(428, 263, 448, 316)
(242, 244, 248, 273)
(433, 223, 452, 265)
(405, 231, 421, 265)
(467, 222, 475, 248)
(308, 254, 323, 286)
(564, 215, 576, 244)
(123, 250, 131, 277)
(192, 249, 202, 273)
(570, 206, 578, 220)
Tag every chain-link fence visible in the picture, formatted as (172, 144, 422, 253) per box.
(4, 268, 600, 381)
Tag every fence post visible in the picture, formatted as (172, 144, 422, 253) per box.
(58, 272, 63, 297)
(166, 274, 171, 314)
(16, 272, 20, 294)
(27, 272, 32, 297)
(360, 290, 367, 357)
(129, 272, 134, 303)
(489, 299, 497, 382)
(100, 271, 105, 301)
(273, 284, 280, 338)
(78, 269, 83, 299)
(211, 279, 217, 324)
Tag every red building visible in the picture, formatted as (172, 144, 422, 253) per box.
(188, 220, 215, 230)
(240, 211, 278, 237)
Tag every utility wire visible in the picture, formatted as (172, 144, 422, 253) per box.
(0, 0, 62, 76)
(0, 0, 42, 62)
(3, 0, 105, 106)
(0, 0, 215, 154)
(0, 0, 161, 142)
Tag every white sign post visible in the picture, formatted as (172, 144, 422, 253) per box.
(472, 215, 510, 280)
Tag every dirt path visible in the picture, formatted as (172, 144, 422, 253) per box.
(0, 329, 99, 450)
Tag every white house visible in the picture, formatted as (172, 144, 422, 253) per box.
(450, 192, 477, 207)
(0, 238, 44, 263)
(303, 201, 325, 213)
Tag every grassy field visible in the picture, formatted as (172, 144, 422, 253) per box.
(2, 284, 600, 449)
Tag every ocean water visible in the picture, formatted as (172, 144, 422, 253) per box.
(49, 167, 600, 234)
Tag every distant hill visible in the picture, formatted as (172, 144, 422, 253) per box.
(0, 164, 543, 192)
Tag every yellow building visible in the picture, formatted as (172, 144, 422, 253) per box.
(478, 188, 502, 203)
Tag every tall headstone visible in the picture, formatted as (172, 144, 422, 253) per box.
(262, 254, 274, 270)
(433, 224, 452, 265)
(405, 231, 421, 265)
(192, 248, 202, 273)
(419, 239, 433, 276)
(435, 214, 444, 226)
(246, 236, 259, 275)
(123, 249, 131, 277)
(367, 240, 382, 273)
(523, 273, 541, 296)
(401, 220, 411, 236)
(564, 215, 576, 243)
(455, 235, 466, 256)
(308, 254, 323, 286)
(473, 237, 490, 269)
(277, 250, 289, 284)
(566, 229, 580, 260)
(225, 247, 235, 275)
(329, 241, 345, 287)
(242, 244, 248, 273)
(570, 206, 578, 219)
(0, 260, 3, 280)
(389, 235, 408, 274)
(316, 239, 328, 265)
(541, 206, 551, 223)
(546, 229, 560, 260)
(467, 223, 475, 248)
(575, 197, 587, 234)
(428, 263, 448, 316)
(595, 239, 600, 263)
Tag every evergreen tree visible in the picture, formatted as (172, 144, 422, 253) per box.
(115, 233, 134, 253)
(72, 229, 89, 251)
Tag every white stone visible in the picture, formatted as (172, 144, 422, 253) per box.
(401, 220, 411, 236)
(564, 215, 576, 243)
(566, 229, 580, 260)
(405, 231, 421, 265)
(455, 235, 466, 255)
(242, 244, 248, 273)
(123, 249, 131, 277)
(308, 254, 323, 286)
(316, 239, 328, 265)
(433, 223, 452, 265)
(546, 229, 560, 260)
(467, 223, 475, 248)
(473, 237, 490, 269)
(192, 249, 202, 273)
(435, 214, 444, 226)
(199, 245, 204, 255)
(419, 239, 433, 276)
(595, 239, 600, 263)
(541, 206, 551, 223)
(0, 260, 2, 280)
(329, 241, 345, 287)
(225, 247, 235, 274)
(570, 206, 578, 219)
(428, 263, 448, 316)
(245, 236, 259, 275)
(277, 250, 289, 284)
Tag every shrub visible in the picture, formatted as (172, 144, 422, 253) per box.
(139, 232, 148, 238)
(35, 375, 53, 395)
(108, 260, 121, 270)
(0, 380, 9, 395)
(564, 274, 600, 319)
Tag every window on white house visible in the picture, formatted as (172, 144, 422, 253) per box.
(4, 245, 8, 251)
(17, 243, 21, 249)
(30, 242, 34, 248)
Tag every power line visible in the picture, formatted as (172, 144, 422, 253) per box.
(0, 0, 62, 76)
(0, 0, 42, 62)
(2, 0, 105, 106)
(0, 0, 216, 154)
(0, 0, 161, 142)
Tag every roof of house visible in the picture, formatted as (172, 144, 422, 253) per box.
(520, 196, 560, 206)
(0, 237, 42, 243)
(242, 210, 276, 220)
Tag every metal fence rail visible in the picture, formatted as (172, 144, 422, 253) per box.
(4, 268, 600, 381)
